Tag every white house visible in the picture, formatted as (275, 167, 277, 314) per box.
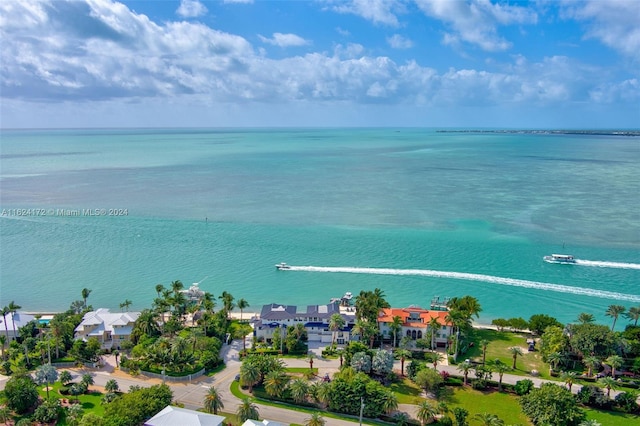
(145, 405, 225, 426)
(252, 300, 356, 344)
(242, 420, 286, 426)
(74, 308, 140, 350)
(0, 311, 36, 341)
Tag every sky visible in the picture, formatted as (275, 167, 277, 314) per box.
(1, 0, 639, 129)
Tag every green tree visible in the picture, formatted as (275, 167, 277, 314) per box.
(428, 316, 442, 350)
(509, 346, 524, 369)
(34, 398, 63, 424)
(625, 306, 640, 326)
(520, 383, 586, 426)
(60, 369, 74, 385)
(492, 359, 510, 391)
(605, 305, 626, 330)
(414, 367, 443, 396)
(381, 390, 398, 414)
(561, 371, 578, 392)
(8, 301, 22, 337)
(105, 378, 120, 393)
(203, 385, 224, 415)
(569, 323, 617, 357)
(4, 373, 39, 414)
(35, 363, 59, 399)
(597, 376, 617, 397)
(396, 348, 411, 377)
(389, 315, 403, 348)
(372, 348, 394, 376)
(81, 288, 92, 308)
(457, 361, 473, 385)
(605, 354, 624, 378)
(473, 412, 505, 426)
(329, 313, 346, 346)
(582, 355, 601, 377)
(237, 298, 249, 321)
(236, 397, 259, 422)
(576, 313, 595, 324)
(453, 407, 469, 426)
(416, 400, 437, 426)
(264, 370, 289, 399)
(350, 351, 372, 374)
(240, 358, 261, 392)
(529, 314, 562, 335)
(103, 384, 173, 426)
(289, 377, 309, 404)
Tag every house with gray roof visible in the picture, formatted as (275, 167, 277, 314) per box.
(145, 405, 225, 426)
(252, 301, 356, 344)
(0, 311, 36, 341)
(74, 308, 139, 350)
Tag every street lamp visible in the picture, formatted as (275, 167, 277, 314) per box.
(359, 396, 364, 425)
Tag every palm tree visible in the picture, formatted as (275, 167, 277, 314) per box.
(328, 313, 345, 346)
(155, 284, 165, 297)
(605, 354, 624, 378)
(240, 360, 260, 392)
(547, 351, 566, 372)
(416, 400, 437, 426)
(473, 412, 505, 426)
(429, 351, 444, 371)
(389, 315, 403, 348)
(492, 359, 510, 391)
(509, 346, 523, 369)
(305, 412, 326, 426)
(203, 385, 224, 414)
(35, 364, 58, 399)
(311, 381, 331, 408)
(583, 355, 600, 377)
(381, 390, 398, 414)
(428, 316, 441, 350)
(120, 299, 132, 312)
(480, 339, 489, 366)
(105, 378, 119, 393)
(289, 377, 309, 404)
(8, 301, 21, 337)
(81, 288, 92, 308)
(576, 312, 595, 324)
(396, 348, 411, 376)
(59, 370, 73, 386)
(264, 370, 289, 399)
(237, 298, 249, 321)
(0, 335, 5, 358)
(236, 397, 259, 422)
(605, 305, 626, 331)
(598, 376, 617, 397)
(1, 306, 10, 340)
(219, 291, 235, 316)
(561, 371, 578, 391)
(625, 306, 640, 326)
(457, 361, 473, 385)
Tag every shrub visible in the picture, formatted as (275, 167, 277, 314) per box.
(614, 391, 640, 413)
(514, 379, 534, 396)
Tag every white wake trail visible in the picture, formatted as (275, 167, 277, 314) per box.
(286, 266, 640, 302)
(575, 260, 640, 270)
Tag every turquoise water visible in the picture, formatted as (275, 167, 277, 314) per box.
(1, 128, 639, 326)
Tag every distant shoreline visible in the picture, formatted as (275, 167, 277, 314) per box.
(436, 129, 640, 137)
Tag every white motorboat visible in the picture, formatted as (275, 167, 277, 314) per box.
(543, 254, 576, 264)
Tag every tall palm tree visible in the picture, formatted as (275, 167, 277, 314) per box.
(328, 313, 345, 346)
(576, 312, 595, 324)
(389, 315, 403, 348)
(509, 346, 523, 369)
(120, 299, 132, 312)
(605, 305, 626, 331)
(381, 390, 398, 414)
(480, 339, 489, 366)
(155, 284, 165, 297)
(492, 360, 510, 391)
(240, 360, 260, 392)
(416, 400, 437, 426)
(237, 298, 249, 321)
(219, 291, 235, 316)
(396, 348, 411, 376)
(305, 412, 326, 426)
(598, 376, 617, 397)
(457, 361, 473, 385)
(236, 397, 259, 422)
(583, 355, 600, 377)
(81, 288, 92, 309)
(203, 386, 224, 414)
(625, 306, 640, 326)
(428, 316, 441, 350)
(264, 370, 290, 399)
(605, 354, 624, 378)
(8, 301, 21, 338)
(1, 306, 10, 340)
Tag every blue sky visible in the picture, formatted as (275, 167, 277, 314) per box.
(1, 0, 638, 128)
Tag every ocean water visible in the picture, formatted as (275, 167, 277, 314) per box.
(1, 128, 639, 327)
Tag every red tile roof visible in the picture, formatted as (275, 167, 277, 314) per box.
(378, 307, 451, 327)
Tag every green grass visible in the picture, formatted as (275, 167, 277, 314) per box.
(285, 367, 318, 374)
(390, 378, 422, 404)
(445, 386, 532, 425)
(464, 329, 551, 379)
(583, 407, 640, 426)
(34, 382, 106, 425)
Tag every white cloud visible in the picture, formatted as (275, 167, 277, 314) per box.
(414, 0, 537, 51)
(561, 0, 640, 61)
(176, 0, 208, 18)
(223, 0, 254, 3)
(326, 0, 403, 26)
(336, 27, 351, 37)
(259, 33, 310, 47)
(387, 34, 413, 49)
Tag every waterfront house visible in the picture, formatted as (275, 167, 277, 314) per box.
(252, 300, 356, 344)
(378, 306, 453, 347)
(0, 311, 36, 341)
(74, 308, 139, 350)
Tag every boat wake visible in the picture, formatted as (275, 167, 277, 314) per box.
(574, 260, 640, 270)
(286, 265, 640, 302)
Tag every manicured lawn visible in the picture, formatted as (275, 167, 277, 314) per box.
(584, 407, 640, 426)
(390, 378, 423, 404)
(463, 329, 551, 379)
(285, 367, 318, 374)
(445, 386, 532, 425)
(35, 382, 106, 425)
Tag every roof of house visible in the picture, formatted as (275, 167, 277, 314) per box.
(260, 303, 298, 321)
(378, 307, 451, 327)
(75, 308, 140, 335)
(145, 406, 225, 426)
(0, 311, 35, 333)
(242, 420, 286, 426)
